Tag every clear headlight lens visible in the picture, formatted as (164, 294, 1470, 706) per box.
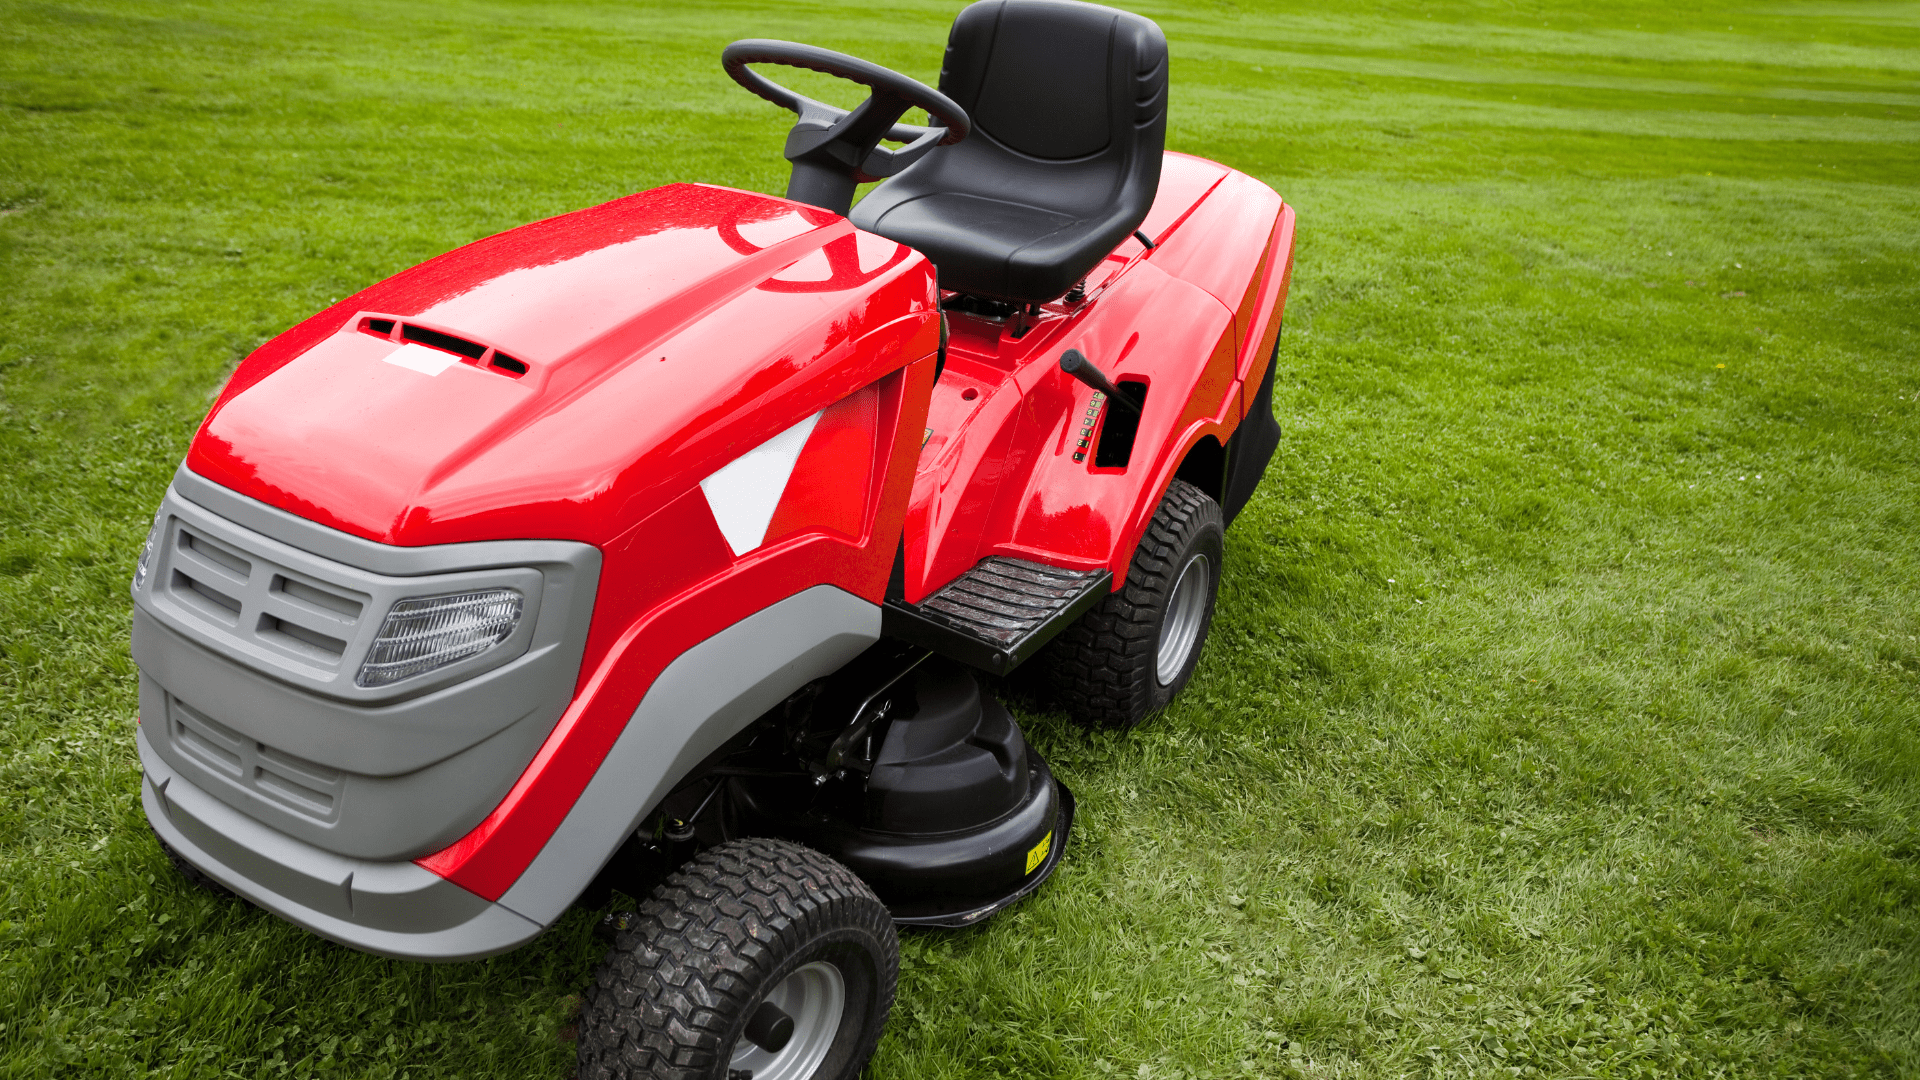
(355, 588, 524, 688)
(131, 509, 165, 597)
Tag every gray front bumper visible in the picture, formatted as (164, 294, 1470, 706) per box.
(140, 727, 542, 962)
(130, 471, 602, 862)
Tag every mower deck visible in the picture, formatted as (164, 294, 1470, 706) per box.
(894, 780, 1075, 929)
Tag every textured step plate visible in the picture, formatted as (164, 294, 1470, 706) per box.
(883, 557, 1113, 674)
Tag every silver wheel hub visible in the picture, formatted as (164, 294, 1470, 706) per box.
(1156, 552, 1210, 686)
(728, 961, 846, 1080)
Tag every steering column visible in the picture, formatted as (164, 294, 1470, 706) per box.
(722, 40, 972, 216)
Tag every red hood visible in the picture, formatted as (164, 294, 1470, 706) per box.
(189, 184, 938, 547)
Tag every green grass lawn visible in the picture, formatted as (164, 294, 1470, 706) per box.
(3, 0, 1917, 1076)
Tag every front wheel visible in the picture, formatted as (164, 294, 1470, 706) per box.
(1036, 478, 1224, 729)
(577, 838, 898, 1080)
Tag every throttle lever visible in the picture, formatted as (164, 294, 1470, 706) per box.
(1059, 349, 1142, 415)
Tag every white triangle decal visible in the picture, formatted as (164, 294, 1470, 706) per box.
(700, 411, 822, 555)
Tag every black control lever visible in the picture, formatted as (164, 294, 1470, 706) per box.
(1059, 349, 1142, 415)
(814, 649, 931, 783)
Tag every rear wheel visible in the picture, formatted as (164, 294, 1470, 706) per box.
(577, 838, 898, 1080)
(1036, 478, 1223, 729)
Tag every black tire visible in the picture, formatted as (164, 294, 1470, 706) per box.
(1036, 478, 1224, 729)
(577, 838, 899, 1080)
(151, 823, 234, 899)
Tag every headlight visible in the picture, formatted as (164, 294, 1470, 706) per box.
(131, 509, 165, 597)
(355, 589, 524, 688)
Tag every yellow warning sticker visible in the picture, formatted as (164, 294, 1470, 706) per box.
(923, 427, 933, 447)
(1025, 830, 1053, 875)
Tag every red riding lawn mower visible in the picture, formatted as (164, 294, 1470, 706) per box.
(130, 1, 1294, 1076)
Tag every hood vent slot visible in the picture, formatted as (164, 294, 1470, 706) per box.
(174, 571, 243, 623)
(274, 575, 363, 619)
(356, 316, 528, 378)
(402, 323, 488, 360)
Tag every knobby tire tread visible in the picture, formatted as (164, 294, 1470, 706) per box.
(1038, 478, 1222, 729)
(577, 837, 897, 1080)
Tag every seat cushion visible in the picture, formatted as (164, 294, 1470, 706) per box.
(857, 193, 1090, 303)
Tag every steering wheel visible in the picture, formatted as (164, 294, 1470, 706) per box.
(722, 39, 971, 216)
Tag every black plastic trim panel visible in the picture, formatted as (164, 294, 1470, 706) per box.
(1223, 340, 1282, 527)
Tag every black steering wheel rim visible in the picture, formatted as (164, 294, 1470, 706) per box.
(722, 39, 971, 146)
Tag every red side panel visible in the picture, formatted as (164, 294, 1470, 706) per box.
(1239, 204, 1298, 415)
(903, 353, 1033, 601)
(420, 356, 936, 899)
(984, 266, 1240, 584)
(764, 386, 881, 547)
(902, 163, 1288, 600)
(1147, 170, 1285, 359)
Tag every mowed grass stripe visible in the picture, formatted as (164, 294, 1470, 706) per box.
(1180, 51, 1920, 116)
(2, 0, 1916, 1077)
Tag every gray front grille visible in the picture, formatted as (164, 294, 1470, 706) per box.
(136, 487, 545, 703)
(168, 693, 345, 822)
(130, 474, 603, 861)
(168, 522, 367, 670)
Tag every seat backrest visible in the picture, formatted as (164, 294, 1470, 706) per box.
(928, 0, 1167, 216)
(941, 0, 1167, 170)
(850, 1, 1168, 303)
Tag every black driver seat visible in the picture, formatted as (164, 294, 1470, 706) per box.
(849, 0, 1168, 305)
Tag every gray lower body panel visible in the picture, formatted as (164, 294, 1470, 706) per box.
(134, 615, 564, 861)
(140, 728, 540, 961)
(497, 584, 882, 926)
(141, 584, 883, 960)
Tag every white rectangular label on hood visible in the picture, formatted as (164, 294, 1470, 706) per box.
(382, 342, 463, 376)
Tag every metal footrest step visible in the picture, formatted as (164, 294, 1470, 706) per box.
(883, 557, 1112, 675)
